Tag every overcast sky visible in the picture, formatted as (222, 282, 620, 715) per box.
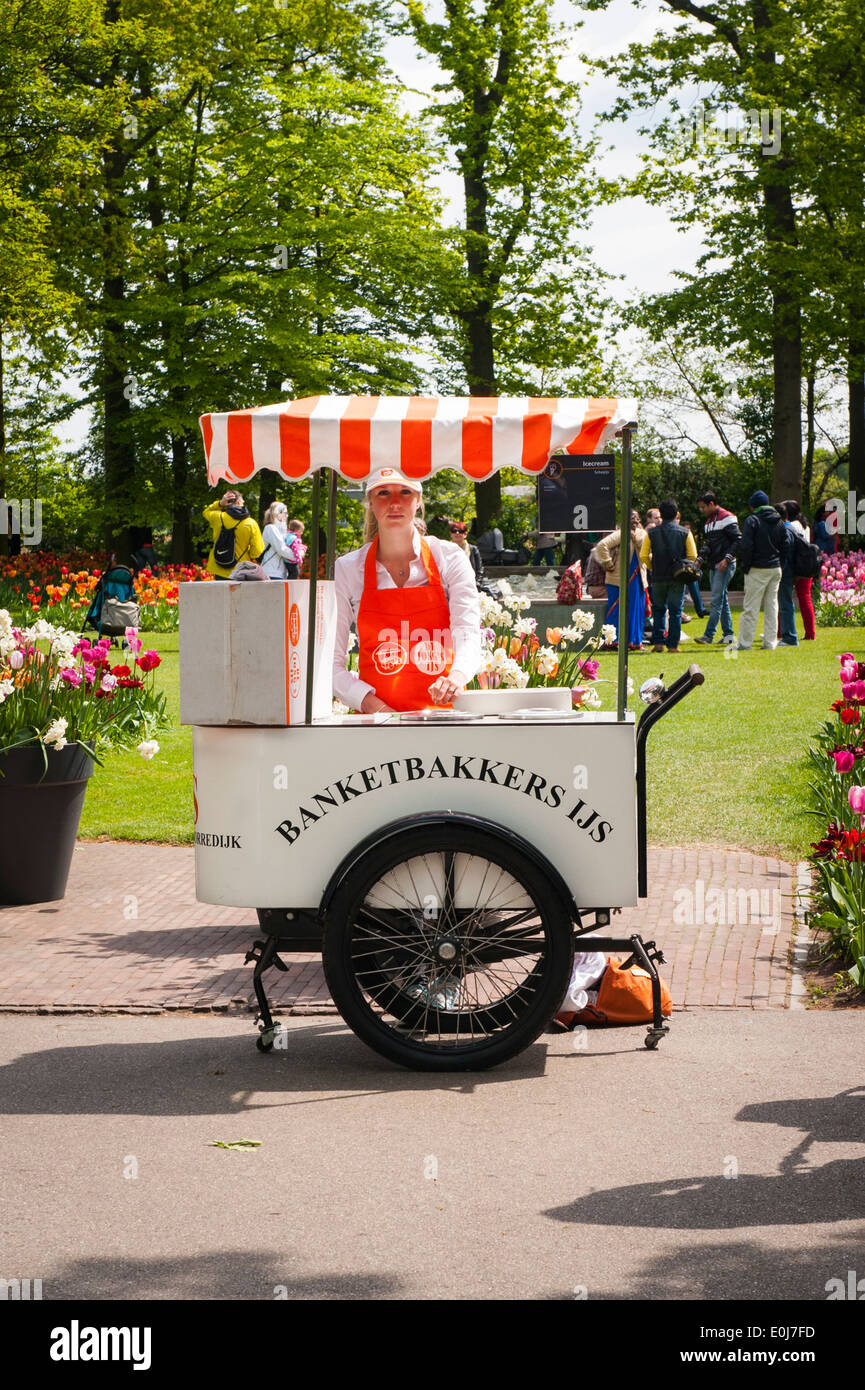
(388, 0, 706, 303)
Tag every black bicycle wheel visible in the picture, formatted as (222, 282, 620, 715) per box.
(323, 822, 574, 1071)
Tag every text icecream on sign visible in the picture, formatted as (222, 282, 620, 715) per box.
(538, 455, 616, 533)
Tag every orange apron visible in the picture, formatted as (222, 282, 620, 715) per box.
(357, 537, 454, 711)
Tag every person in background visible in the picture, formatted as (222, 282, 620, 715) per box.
(288, 519, 307, 565)
(203, 490, 264, 579)
(781, 500, 816, 641)
(447, 519, 484, 587)
(734, 491, 789, 651)
(640, 498, 697, 653)
(260, 502, 300, 579)
(595, 510, 647, 650)
(642, 508, 661, 642)
(813, 502, 839, 556)
(680, 520, 708, 624)
(694, 491, 740, 646)
(583, 541, 608, 599)
(522, 529, 561, 565)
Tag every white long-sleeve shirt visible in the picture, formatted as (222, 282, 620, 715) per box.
(260, 524, 300, 578)
(333, 531, 482, 710)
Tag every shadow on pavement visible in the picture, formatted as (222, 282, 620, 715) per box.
(543, 1234, 865, 1301)
(545, 1088, 865, 1230)
(42, 1251, 403, 1300)
(0, 1019, 550, 1113)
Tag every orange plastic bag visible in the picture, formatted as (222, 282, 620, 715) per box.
(558, 956, 672, 1029)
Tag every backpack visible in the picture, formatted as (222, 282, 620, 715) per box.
(789, 530, 822, 578)
(213, 521, 237, 569)
(558, 955, 673, 1029)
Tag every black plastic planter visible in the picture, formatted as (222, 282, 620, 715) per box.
(0, 743, 95, 905)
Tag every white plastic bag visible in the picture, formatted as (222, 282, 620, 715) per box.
(562, 951, 606, 1012)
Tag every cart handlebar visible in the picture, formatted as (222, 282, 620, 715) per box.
(635, 663, 705, 897)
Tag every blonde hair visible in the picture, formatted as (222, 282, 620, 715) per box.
(363, 496, 426, 544)
(263, 502, 287, 527)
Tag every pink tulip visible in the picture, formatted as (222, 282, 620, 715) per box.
(834, 750, 856, 773)
(849, 786, 865, 815)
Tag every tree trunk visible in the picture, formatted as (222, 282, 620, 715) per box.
(802, 371, 816, 507)
(0, 331, 7, 557)
(848, 309, 865, 495)
(762, 171, 802, 499)
(101, 264, 134, 562)
(465, 313, 501, 530)
(169, 430, 192, 562)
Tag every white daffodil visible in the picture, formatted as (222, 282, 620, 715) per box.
(513, 616, 537, 637)
(137, 739, 160, 760)
(570, 609, 595, 635)
(581, 686, 602, 709)
(44, 717, 68, 749)
(0, 677, 14, 702)
(600, 623, 617, 645)
(500, 659, 529, 688)
(535, 646, 559, 678)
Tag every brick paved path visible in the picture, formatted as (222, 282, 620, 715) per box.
(0, 841, 798, 1014)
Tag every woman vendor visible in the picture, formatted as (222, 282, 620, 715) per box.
(333, 468, 482, 713)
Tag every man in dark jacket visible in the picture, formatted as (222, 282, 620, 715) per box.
(639, 497, 697, 652)
(735, 491, 789, 651)
(694, 491, 741, 645)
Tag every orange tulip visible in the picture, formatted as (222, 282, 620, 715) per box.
(546, 627, 563, 646)
(509, 636, 522, 657)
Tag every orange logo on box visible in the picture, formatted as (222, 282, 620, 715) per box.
(411, 639, 448, 675)
(288, 603, 301, 646)
(373, 641, 408, 676)
(289, 650, 302, 699)
(193, 774, 199, 825)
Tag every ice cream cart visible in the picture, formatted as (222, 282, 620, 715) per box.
(184, 396, 704, 1071)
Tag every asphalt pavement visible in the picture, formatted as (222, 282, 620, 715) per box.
(2, 1009, 863, 1301)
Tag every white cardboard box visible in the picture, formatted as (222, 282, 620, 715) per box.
(179, 580, 336, 725)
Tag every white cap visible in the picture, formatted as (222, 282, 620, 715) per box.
(364, 467, 423, 496)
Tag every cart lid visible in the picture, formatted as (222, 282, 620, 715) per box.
(199, 395, 638, 487)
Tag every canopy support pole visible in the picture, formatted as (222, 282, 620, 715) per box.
(304, 470, 322, 725)
(325, 467, 338, 581)
(616, 425, 635, 722)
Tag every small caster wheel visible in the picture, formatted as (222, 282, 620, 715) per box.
(256, 1029, 275, 1053)
(644, 1025, 669, 1050)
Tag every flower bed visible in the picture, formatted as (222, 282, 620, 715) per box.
(807, 651, 865, 987)
(0, 553, 210, 631)
(0, 612, 167, 763)
(817, 550, 865, 626)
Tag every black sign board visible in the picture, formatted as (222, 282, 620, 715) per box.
(537, 454, 616, 533)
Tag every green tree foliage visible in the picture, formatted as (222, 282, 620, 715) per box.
(407, 0, 611, 527)
(590, 0, 865, 502)
(1, 0, 447, 558)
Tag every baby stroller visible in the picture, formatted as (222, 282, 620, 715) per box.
(81, 561, 141, 643)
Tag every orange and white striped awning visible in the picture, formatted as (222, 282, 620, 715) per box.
(199, 395, 637, 487)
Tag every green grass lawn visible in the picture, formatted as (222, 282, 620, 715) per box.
(78, 616, 864, 859)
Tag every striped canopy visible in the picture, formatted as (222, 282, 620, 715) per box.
(200, 395, 637, 487)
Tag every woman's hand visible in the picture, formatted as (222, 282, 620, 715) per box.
(428, 669, 468, 706)
(360, 692, 395, 714)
